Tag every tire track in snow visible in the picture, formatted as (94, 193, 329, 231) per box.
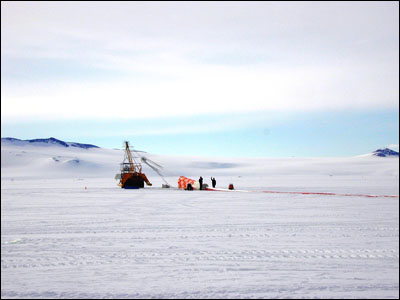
(2, 282, 399, 299)
(2, 248, 398, 270)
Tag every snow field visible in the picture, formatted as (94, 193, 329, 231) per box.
(1, 141, 398, 298)
(1, 178, 399, 299)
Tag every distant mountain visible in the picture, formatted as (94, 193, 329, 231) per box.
(27, 137, 70, 147)
(372, 148, 399, 157)
(1, 137, 99, 149)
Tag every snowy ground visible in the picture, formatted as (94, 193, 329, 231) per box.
(1, 141, 399, 298)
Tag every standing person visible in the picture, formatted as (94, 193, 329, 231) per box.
(211, 177, 216, 188)
(199, 176, 203, 190)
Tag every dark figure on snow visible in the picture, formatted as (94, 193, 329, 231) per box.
(199, 176, 203, 190)
(211, 177, 216, 188)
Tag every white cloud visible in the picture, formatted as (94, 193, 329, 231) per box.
(1, 2, 399, 122)
(2, 60, 398, 123)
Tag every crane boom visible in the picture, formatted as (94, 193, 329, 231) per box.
(124, 141, 135, 172)
(123, 141, 142, 173)
(141, 157, 170, 187)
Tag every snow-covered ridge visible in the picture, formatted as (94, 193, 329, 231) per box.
(1, 137, 99, 149)
(372, 147, 399, 157)
(1, 137, 399, 190)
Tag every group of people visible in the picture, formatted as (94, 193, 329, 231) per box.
(198, 176, 217, 190)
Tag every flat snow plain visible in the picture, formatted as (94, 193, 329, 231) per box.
(1, 141, 399, 298)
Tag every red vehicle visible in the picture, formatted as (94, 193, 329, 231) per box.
(117, 141, 152, 189)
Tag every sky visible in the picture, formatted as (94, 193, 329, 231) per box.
(1, 1, 399, 157)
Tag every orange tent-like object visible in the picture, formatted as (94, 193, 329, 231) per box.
(178, 176, 200, 190)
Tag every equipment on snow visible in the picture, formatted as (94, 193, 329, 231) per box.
(141, 157, 170, 188)
(178, 176, 200, 190)
(117, 141, 152, 189)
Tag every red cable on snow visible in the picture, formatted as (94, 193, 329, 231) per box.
(260, 190, 398, 198)
(205, 187, 398, 198)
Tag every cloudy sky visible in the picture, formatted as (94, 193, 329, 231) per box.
(1, 1, 399, 156)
